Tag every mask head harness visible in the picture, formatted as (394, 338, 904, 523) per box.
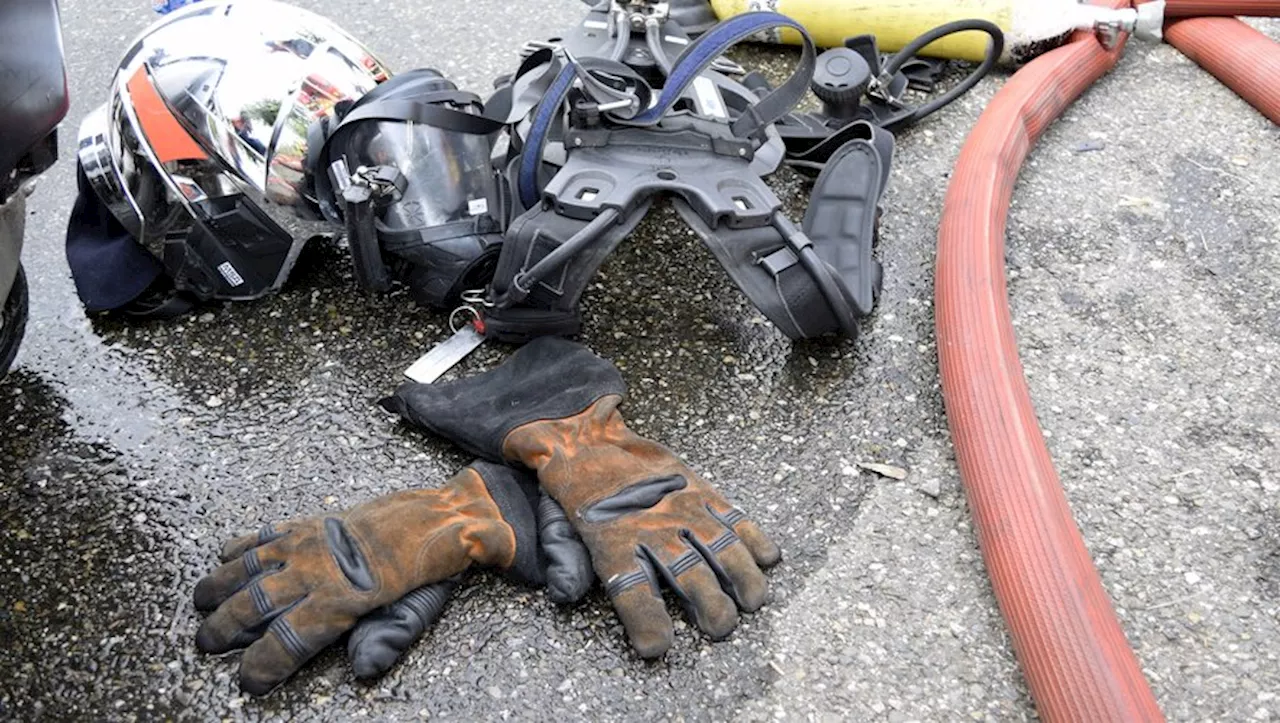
(310, 68, 509, 309)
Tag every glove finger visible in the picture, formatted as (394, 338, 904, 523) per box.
(666, 558, 739, 640)
(700, 539, 769, 613)
(239, 598, 352, 697)
(714, 506, 781, 568)
(608, 579, 674, 659)
(536, 491, 593, 603)
(218, 522, 298, 562)
(194, 538, 296, 612)
(347, 580, 458, 680)
(195, 569, 309, 654)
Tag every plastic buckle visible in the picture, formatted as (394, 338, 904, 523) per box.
(354, 165, 406, 202)
(520, 39, 561, 59)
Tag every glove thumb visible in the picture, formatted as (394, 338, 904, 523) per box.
(537, 491, 594, 603)
(347, 579, 457, 679)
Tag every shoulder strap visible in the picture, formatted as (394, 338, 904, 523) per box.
(512, 12, 818, 209)
(624, 12, 816, 142)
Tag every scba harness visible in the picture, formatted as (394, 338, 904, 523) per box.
(478, 10, 897, 343)
(315, 4, 1003, 347)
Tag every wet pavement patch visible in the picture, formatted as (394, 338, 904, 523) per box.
(0, 374, 178, 719)
(2, 2, 1278, 719)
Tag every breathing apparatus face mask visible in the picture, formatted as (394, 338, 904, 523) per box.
(313, 68, 507, 309)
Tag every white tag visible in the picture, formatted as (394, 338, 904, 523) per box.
(691, 76, 727, 119)
(584, 20, 608, 29)
(217, 261, 245, 287)
(664, 35, 690, 46)
(403, 324, 487, 384)
(468, 198, 489, 216)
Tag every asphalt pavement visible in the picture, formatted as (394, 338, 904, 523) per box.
(1, 1, 1278, 721)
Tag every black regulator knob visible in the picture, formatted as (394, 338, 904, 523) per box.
(810, 47, 871, 120)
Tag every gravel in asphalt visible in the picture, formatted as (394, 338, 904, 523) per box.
(1, 2, 1277, 721)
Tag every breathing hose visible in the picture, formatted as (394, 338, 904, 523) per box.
(506, 208, 622, 303)
(772, 213, 862, 338)
(878, 19, 1005, 129)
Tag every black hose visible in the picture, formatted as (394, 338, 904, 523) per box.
(880, 19, 1004, 129)
(506, 208, 622, 303)
(771, 213, 860, 338)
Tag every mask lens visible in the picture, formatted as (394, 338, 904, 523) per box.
(343, 119, 494, 231)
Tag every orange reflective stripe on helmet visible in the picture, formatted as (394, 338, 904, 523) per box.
(125, 65, 207, 164)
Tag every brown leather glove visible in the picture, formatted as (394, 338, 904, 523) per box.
(344, 487, 590, 681)
(193, 461, 561, 695)
(380, 336, 782, 658)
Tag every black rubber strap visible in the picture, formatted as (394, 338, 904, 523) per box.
(333, 98, 505, 136)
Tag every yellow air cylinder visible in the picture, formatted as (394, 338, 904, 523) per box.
(709, 0, 1083, 63)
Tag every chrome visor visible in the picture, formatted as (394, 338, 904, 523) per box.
(76, 0, 392, 299)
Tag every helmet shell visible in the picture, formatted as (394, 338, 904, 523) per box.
(77, 0, 391, 300)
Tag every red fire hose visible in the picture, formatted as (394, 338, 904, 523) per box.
(934, 0, 1276, 721)
(1163, 0, 1280, 16)
(1164, 17, 1280, 123)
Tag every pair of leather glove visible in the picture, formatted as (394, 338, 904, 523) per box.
(193, 336, 781, 695)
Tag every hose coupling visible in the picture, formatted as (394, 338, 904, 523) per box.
(1079, 0, 1165, 47)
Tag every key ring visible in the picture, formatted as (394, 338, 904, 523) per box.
(460, 288, 494, 308)
(448, 305, 480, 333)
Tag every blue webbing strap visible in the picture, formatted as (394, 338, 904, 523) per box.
(517, 60, 578, 208)
(517, 12, 816, 209)
(629, 11, 814, 136)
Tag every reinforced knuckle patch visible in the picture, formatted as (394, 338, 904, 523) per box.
(709, 504, 748, 529)
(249, 580, 273, 617)
(243, 549, 263, 577)
(605, 569, 653, 598)
(667, 548, 704, 578)
(706, 530, 741, 555)
(270, 618, 310, 662)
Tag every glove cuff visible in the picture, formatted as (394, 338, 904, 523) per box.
(380, 336, 628, 462)
(471, 460, 543, 586)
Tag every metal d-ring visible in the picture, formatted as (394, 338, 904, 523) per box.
(460, 288, 494, 308)
(512, 271, 533, 296)
(448, 305, 480, 333)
